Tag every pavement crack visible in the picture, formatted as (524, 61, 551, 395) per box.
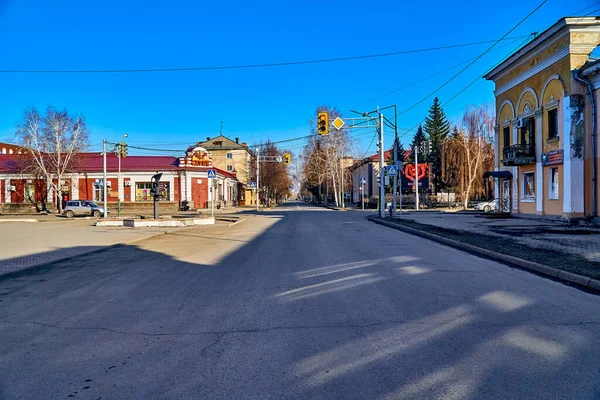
(2, 319, 599, 339)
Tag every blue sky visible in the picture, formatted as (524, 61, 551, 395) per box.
(0, 0, 590, 157)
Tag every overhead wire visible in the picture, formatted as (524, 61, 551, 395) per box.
(346, 36, 526, 110)
(393, 0, 547, 121)
(397, 35, 535, 140)
(395, 1, 599, 141)
(0, 36, 531, 74)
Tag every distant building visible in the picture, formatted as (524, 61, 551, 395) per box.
(485, 17, 600, 221)
(349, 150, 392, 202)
(196, 135, 252, 205)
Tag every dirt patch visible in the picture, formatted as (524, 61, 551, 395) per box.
(384, 218, 600, 280)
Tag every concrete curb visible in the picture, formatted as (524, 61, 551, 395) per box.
(0, 230, 171, 281)
(227, 218, 245, 228)
(368, 216, 600, 292)
(0, 219, 39, 223)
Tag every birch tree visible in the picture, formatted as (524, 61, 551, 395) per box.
(445, 105, 494, 208)
(15, 106, 89, 213)
(302, 106, 354, 206)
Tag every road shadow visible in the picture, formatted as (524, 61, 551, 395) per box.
(0, 209, 598, 399)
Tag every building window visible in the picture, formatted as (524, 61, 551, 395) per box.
(547, 108, 558, 140)
(503, 126, 510, 148)
(136, 182, 169, 200)
(520, 117, 535, 147)
(94, 186, 104, 202)
(523, 172, 535, 199)
(8, 149, 13, 155)
(226, 153, 233, 159)
(549, 168, 559, 200)
(1, 148, 6, 154)
(227, 165, 233, 172)
(136, 183, 153, 201)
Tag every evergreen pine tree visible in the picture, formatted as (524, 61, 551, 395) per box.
(408, 125, 428, 163)
(424, 97, 450, 194)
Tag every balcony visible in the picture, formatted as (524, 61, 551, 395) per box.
(501, 144, 535, 166)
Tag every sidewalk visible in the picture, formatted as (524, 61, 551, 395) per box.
(370, 211, 600, 289)
(0, 219, 205, 278)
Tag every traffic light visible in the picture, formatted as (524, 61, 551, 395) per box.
(283, 153, 291, 165)
(121, 143, 128, 158)
(150, 173, 162, 197)
(318, 112, 329, 135)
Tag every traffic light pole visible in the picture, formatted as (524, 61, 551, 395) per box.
(378, 112, 385, 218)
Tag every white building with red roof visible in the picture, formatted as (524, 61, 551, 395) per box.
(0, 145, 240, 213)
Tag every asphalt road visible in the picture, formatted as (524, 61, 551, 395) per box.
(0, 202, 599, 399)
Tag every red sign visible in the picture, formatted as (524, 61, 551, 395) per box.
(403, 164, 427, 182)
(402, 164, 429, 190)
(541, 150, 563, 166)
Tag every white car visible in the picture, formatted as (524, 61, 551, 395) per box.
(474, 199, 497, 213)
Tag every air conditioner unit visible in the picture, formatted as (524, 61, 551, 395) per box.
(8, 185, 16, 191)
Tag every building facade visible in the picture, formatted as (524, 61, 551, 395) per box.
(0, 146, 239, 212)
(485, 17, 600, 221)
(196, 135, 253, 205)
(350, 150, 391, 203)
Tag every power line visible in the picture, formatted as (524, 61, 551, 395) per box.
(396, 1, 592, 142)
(347, 36, 525, 110)
(394, 1, 547, 120)
(398, 36, 535, 141)
(0, 36, 531, 74)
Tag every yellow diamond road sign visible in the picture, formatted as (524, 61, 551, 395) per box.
(332, 117, 345, 130)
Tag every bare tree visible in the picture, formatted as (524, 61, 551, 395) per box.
(249, 140, 292, 205)
(15, 106, 89, 213)
(303, 106, 355, 206)
(444, 105, 495, 209)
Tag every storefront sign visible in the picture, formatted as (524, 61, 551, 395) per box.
(541, 150, 563, 166)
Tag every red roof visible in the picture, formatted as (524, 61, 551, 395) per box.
(0, 155, 22, 173)
(77, 153, 180, 172)
(0, 153, 237, 179)
(367, 149, 412, 161)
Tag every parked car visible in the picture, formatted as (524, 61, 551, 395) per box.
(63, 200, 108, 218)
(473, 199, 497, 213)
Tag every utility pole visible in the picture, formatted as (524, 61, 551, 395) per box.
(103, 139, 107, 219)
(393, 105, 400, 217)
(341, 159, 345, 209)
(378, 111, 385, 218)
(117, 145, 121, 217)
(117, 134, 129, 217)
(415, 144, 419, 211)
(256, 147, 260, 212)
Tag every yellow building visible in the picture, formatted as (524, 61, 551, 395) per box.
(485, 17, 600, 222)
(196, 135, 253, 206)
